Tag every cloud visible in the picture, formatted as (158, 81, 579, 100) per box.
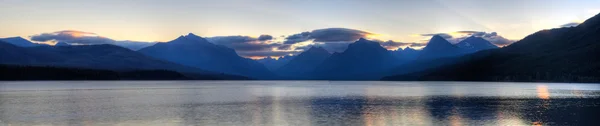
(560, 22, 580, 27)
(420, 31, 515, 46)
(378, 40, 426, 49)
(476, 32, 514, 46)
(456, 31, 486, 36)
(420, 33, 453, 39)
(312, 42, 354, 52)
(237, 50, 301, 57)
(455, 31, 480, 34)
(229, 43, 280, 52)
(207, 36, 258, 45)
(310, 28, 371, 42)
(277, 44, 293, 50)
(460, 31, 514, 46)
(29, 30, 155, 50)
(284, 28, 371, 44)
(284, 32, 312, 44)
(206, 35, 330, 57)
(257, 35, 274, 41)
(206, 35, 282, 53)
(30, 30, 113, 44)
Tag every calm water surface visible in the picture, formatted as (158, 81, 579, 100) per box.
(0, 81, 599, 126)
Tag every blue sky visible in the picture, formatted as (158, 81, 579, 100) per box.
(0, 0, 598, 58)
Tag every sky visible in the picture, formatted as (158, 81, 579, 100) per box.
(0, 0, 598, 58)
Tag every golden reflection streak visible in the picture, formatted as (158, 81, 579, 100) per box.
(449, 107, 463, 126)
(495, 97, 529, 126)
(532, 121, 543, 126)
(536, 85, 550, 99)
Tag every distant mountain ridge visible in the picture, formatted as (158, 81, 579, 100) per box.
(0, 41, 212, 73)
(55, 42, 70, 46)
(138, 33, 275, 79)
(277, 46, 331, 77)
(257, 55, 295, 71)
(383, 12, 600, 82)
(0, 37, 46, 47)
(417, 35, 465, 60)
(1, 34, 502, 81)
(311, 38, 400, 80)
(3, 13, 598, 82)
(392, 47, 420, 61)
(456, 36, 498, 53)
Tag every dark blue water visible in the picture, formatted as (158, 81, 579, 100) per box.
(0, 81, 598, 125)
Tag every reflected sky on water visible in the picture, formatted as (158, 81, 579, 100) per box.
(0, 81, 599, 126)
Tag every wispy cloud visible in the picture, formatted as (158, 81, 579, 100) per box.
(559, 22, 580, 27)
(29, 30, 156, 50)
(420, 31, 515, 46)
(284, 28, 372, 44)
(377, 40, 426, 50)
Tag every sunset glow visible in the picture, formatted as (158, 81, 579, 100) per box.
(537, 85, 550, 100)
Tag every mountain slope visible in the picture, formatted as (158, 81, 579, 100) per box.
(0, 42, 208, 73)
(0, 37, 45, 47)
(456, 36, 498, 53)
(311, 38, 400, 80)
(138, 33, 274, 79)
(277, 46, 331, 77)
(383, 13, 600, 82)
(54, 42, 70, 46)
(257, 55, 295, 71)
(417, 35, 464, 60)
(392, 47, 420, 61)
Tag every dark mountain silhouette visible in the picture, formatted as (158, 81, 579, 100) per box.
(417, 35, 464, 60)
(383, 13, 600, 83)
(111, 41, 156, 51)
(0, 41, 249, 80)
(311, 38, 399, 80)
(0, 42, 208, 73)
(392, 47, 420, 61)
(138, 33, 275, 79)
(456, 36, 498, 53)
(0, 37, 45, 47)
(257, 55, 295, 71)
(382, 36, 499, 79)
(54, 42, 70, 46)
(277, 46, 331, 77)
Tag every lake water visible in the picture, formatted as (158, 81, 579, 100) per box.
(0, 81, 599, 126)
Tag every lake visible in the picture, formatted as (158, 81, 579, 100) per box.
(0, 81, 598, 126)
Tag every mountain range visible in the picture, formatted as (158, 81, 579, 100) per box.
(382, 12, 600, 82)
(456, 36, 499, 53)
(2, 12, 598, 82)
(392, 47, 420, 61)
(310, 38, 401, 79)
(276, 46, 331, 78)
(0, 31, 500, 80)
(417, 35, 466, 60)
(0, 39, 246, 80)
(138, 33, 275, 79)
(257, 55, 295, 71)
(1, 37, 47, 47)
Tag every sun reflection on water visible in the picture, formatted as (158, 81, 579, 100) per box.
(537, 85, 550, 100)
